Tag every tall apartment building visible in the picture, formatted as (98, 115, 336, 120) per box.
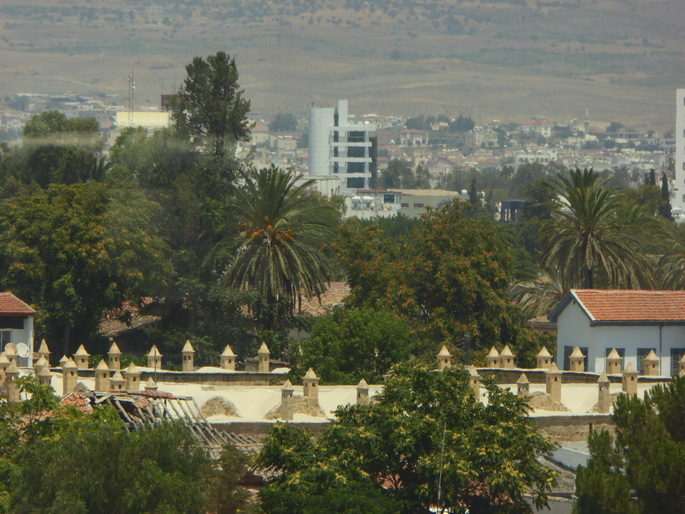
(308, 100, 377, 192)
(675, 89, 685, 216)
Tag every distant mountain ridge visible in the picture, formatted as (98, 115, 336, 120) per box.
(0, 0, 681, 128)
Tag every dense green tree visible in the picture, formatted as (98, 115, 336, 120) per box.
(259, 365, 557, 513)
(170, 51, 251, 159)
(448, 113, 475, 132)
(0, 182, 169, 355)
(269, 113, 298, 132)
(339, 201, 546, 362)
(539, 168, 653, 289)
(221, 166, 339, 319)
(574, 376, 685, 513)
(0, 111, 104, 192)
(292, 307, 414, 383)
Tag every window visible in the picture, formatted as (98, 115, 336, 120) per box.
(346, 162, 365, 174)
(0, 330, 10, 352)
(413, 203, 424, 208)
(637, 348, 657, 374)
(347, 146, 365, 159)
(383, 194, 395, 203)
(401, 203, 409, 208)
(671, 348, 685, 376)
(346, 177, 365, 189)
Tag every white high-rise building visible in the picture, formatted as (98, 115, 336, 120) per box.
(675, 89, 685, 216)
(308, 100, 376, 193)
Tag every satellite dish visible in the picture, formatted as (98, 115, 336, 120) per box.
(16, 343, 29, 359)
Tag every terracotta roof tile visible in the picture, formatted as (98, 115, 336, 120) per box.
(0, 293, 36, 316)
(574, 289, 685, 322)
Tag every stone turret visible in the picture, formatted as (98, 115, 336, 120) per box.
(303, 368, 319, 401)
(356, 379, 370, 406)
(37, 366, 52, 388)
(597, 372, 611, 414)
(536, 347, 552, 370)
(486, 347, 500, 368)
(108, 342, 121, 371)
(500, 345, 515, 369)
(125, 363, 141, 391)
(220, 345, 236, 371)
(34, 355, 49, 375)
(517, 373, 530, 397)
(0, 354, 9, 377)
(62, 357, 78, 395)
(468, 366, 481, 398)
(147, 346, 162, 370)
(257, 342, 270, 373)
(622, 363, 638, 396)
(643, 350, 659, 376)
(6, 361, 20, 402)
(74, 344, 90, 370)
(606, 348, 622, 374)
(569, 347, 585, 372)
(182, 340, 195, 372)
(37, 339, 50, 365)
(437, 345, 452, 371)
(94, 360, 110, 392)
(58, 355, 68, 369)
(144, 378, 158, 392)
(281, 380, 294, 421)
(110, 371, 126, 392)
(545, 363, 562, 403)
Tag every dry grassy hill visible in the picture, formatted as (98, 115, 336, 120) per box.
(0, 0, 682, 129)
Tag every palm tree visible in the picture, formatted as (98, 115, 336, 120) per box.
(657, 222, 685, 289)
(222, 165, 339, 316)
(539, 168, 654, 289)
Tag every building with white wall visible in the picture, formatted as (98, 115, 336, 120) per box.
(674, 89, 685, 216)
(0, 293, 35, 365)
(308, 100, 376, 193)
(548, 289, 685, 376)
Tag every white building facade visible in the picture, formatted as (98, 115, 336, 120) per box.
(549, 289, 685, 376)
(308, 100, 376, 194)
(674, 89, 685, 216)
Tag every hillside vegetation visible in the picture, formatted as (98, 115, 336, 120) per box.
(0, 0, 682, 126)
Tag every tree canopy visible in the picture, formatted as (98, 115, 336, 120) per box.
(170, 51, 251, 158)
(259, 364, 557, 513)
(222, 166, 339, 319)
(0, 182, 169, 355)
(338, 201, 547, 364)
(574, 375, 685, 513)
(539, 168, 653, 289)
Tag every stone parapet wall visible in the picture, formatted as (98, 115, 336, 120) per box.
(532, 415, 615, 443)
(478, 368, 671, 385)
(50, 368, 287, 386)
(213, 421, 329, 440)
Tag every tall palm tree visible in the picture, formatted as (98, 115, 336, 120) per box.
(222, 165, 339, 316)
(657, 222, 685, 289)
(539, 168, 654, 289)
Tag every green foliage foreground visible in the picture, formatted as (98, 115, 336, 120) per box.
(0, 378, 252, 513)
(258, 365, 557, 513)
(574, 375, 685, 514)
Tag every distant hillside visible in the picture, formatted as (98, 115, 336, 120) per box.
(0, 0, 682, 129)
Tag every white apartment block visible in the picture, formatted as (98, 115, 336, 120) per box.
(308, 100, 376, 193)
(674, 89, 685, 217)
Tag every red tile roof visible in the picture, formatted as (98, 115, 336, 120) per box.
(553, 289, 685, 324)
(0, 293, 36, 316)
